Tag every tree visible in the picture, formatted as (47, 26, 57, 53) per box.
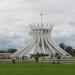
(30, 52, 49, 62)
(59, 43, 65, 50)
(0, 50, 6, 53)
(7, 48, 17, 53)
(59, 43, 75, 56)
(65, 46, 72, 53)
(39, 53, 49, 64)
(12, 58, 16, 64)
(30, 52, 40, 62)
(55, 52, 61, 63)
(71, 49, 75, 56)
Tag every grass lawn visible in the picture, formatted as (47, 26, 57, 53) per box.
(0, 61, 75, 75)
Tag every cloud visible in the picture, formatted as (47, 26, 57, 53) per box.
(0, 0, 75, 49)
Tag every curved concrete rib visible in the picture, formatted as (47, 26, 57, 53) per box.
(20, 34, 41, 57)
(45, 37, 55, 54)
(10, 41, 34, 58)
(47, 38, 72, 57)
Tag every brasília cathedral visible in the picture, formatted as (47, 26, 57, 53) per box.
(10, 13, 72, 59)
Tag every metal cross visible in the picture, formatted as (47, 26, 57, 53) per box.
(40, 12, 44, 25)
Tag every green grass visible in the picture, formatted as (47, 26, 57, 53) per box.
(0, 61, 75, 75)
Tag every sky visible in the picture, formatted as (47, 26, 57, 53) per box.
(0, 0, 75, 50)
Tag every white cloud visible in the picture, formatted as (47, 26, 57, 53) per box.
(0, 0, 75, 49)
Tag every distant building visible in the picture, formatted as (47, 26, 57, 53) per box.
(0, 53, 12, 59)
